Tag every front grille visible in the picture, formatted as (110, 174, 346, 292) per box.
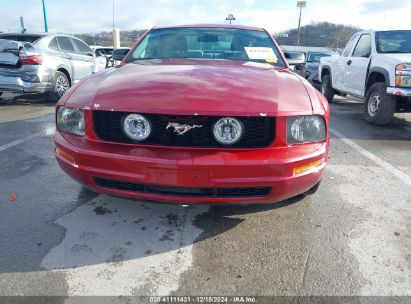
(93, 111, 275, 148)
(94, 177, 271, 198)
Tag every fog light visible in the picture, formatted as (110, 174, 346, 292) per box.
(213, 117, 243, 145)
(122, 114, 151, 141)
(293, 159, 322, 175)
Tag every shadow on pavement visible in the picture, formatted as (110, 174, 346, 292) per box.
(330, 97, 411, 141)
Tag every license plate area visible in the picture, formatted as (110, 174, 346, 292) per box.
(145, 167, 211, 187)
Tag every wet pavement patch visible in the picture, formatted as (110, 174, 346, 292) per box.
(41, 196, 208, 295)
(93, 206, 112, 215)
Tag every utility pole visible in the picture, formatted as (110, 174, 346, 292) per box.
(20, 17, 26, 34)
(296, 1, 306, 46)
(42, 0, 48, 32)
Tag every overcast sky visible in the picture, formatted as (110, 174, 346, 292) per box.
(1, 0, 410, 34)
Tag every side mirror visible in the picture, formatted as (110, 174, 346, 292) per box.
(283, 51, 306, 66)
(113, 48, 131, 61)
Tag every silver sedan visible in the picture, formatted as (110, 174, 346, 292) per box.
(0, 33, 96, 101)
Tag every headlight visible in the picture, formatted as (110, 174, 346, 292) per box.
(287, 115, 326, 144)
(213, 117, 243, 145)
(56, 107, 85, 136)
(122, 114, 151, 141)
(395, 64, 411, 87)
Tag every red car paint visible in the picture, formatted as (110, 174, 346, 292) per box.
(55, 25, 329, 204)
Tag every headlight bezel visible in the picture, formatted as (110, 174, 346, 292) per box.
(56, 106, 85, 136)
(287, 115, 326, 145)
(395, 63, 411, 87)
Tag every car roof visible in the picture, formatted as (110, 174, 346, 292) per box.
(152, 24, 265, 32)
(0, 32, 45, 36)
(307, 51, 334, 54)
(0, 33, 46, 43)
(90, 46, 114, 50)
(357, 29, 411, 35)
(0, 33, 46, 38)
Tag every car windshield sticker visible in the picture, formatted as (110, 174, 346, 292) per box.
(244, 47, 277, 63)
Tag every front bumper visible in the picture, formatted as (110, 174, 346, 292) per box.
(386, 87, 411, 97)
(0, 74, 52, 94)
(55, 130, 327, 205)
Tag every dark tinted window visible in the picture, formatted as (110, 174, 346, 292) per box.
(343, 35, 358, 57)
(95, 49, 105, 56)
(352, 34, 371, 57)
(104, 48, 113, 55)
(72, 39, 92, 54)
(0, 34, 43, 43)
(307, 52, 333, 62)
(284, 51, 304, 60)
(376, 30, 411, 53)
(96, 48, 113, 56)
(48, 38, 58, 51)
(57, 37, 75, 52)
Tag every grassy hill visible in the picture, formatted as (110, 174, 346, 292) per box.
(274, 21, 362, 49)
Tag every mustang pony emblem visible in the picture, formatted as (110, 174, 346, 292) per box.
(166, 122, 202, 135)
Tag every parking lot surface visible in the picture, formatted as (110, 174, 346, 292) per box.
(0, 97, 410, 297)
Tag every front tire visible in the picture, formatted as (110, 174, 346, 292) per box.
(364, 82, 396, 126)
(321, 74, 335, 102)
(49, 71, 71, 102)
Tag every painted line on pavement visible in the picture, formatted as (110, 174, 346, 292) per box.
(0, 131, 45, 152)
(330, 128, 411, 187)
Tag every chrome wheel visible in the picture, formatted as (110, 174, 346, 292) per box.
(367, 93, 380, 117)
(56, 75, 69, 97)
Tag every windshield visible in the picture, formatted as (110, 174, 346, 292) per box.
(376, 30, 411, 53)
(127, 27, 285, 67)
(307, 52, 333, 62)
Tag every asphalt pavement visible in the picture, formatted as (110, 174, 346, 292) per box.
(0, 97, 410, 300)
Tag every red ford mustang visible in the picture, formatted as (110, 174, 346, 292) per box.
(55, 24, 329, 205)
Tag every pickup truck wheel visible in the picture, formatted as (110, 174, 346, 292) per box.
(49, 71, 71, 102)
(364, 82, 396, 125)
(321, 74, 335, 102)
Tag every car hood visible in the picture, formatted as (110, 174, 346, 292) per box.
(64, 59, 314, 116)
(382, 53, 411, 62)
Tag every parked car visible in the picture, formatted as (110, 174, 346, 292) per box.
(0, 33, 96, 101)
(319, 30, 411, 125)
(294, 51, 335, 89)
(55, 24, 329, 205)
(90, 45, 114, 71)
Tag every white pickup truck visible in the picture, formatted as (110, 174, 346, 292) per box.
(319, 30, 411, 125)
